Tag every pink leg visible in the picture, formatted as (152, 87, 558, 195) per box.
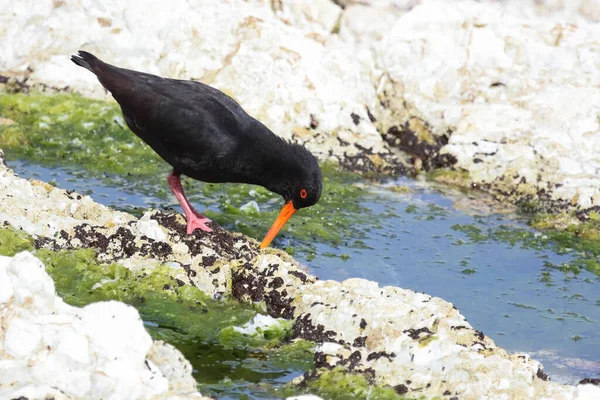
(167, 170, 213, 234)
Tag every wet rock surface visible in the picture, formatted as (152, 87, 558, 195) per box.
(2, 151, 600, 398)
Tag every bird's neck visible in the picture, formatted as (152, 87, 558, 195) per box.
(240, 134, 300, 197)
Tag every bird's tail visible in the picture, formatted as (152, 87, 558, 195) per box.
(70, 50, 102, 73)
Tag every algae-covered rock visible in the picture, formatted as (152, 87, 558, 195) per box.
(2, 152, 600, 398)
(0, 251, 210, 399)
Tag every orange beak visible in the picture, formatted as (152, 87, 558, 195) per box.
(260, 201, 297, 249)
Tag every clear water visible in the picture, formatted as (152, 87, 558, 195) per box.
(8, 159, 600, 387)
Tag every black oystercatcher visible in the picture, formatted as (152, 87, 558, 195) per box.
(71, 51, 322, 249)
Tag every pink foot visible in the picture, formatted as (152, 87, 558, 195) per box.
(167, 170, 214, 235)
(186, 214, 213, 234)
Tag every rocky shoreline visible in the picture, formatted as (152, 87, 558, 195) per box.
(2, 0, 600, 218)
(2, 148, 599, 398)
(2, 0, 600, 398)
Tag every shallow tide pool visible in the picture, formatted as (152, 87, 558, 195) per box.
(7, 158, 600, 390)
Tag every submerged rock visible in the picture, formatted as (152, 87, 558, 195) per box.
(1, 150, 599, 398)
(0, 251, 209, 399)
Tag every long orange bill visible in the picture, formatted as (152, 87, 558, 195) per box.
(260, 201, 297, 249)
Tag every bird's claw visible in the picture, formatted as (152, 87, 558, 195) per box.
(186, 215, 213, 234)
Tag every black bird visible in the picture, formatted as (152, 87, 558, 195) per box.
(71, 51, 322, 248)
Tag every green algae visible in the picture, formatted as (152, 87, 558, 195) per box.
(518, 200, 543, 215)
(418, 335, 438, 347)
(402, 203, 448, 221)
(0, 92, 165, 179)
(461, 268, 477, 275)
(0, 227, 34, 256)
(331, 12, 343, 34)
(524, 204, 600, 259)
(0, 227, 259, 341)
(201, 339, 315, 398)
(532, 212, 600, 242)
(300, 367, 412, 400)
(269, 339, 315, 371)
(452, 221, 600, 278)
(429, 168, 472, 189)
(217, 318, 293, 350)
(387, 185, 412, 194)
(509, 302, 537, 310)
(0, 92, 378, 250)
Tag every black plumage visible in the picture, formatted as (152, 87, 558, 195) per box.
(71, 50, 322, 248)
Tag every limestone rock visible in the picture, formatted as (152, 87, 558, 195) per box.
(0, 252, 210, 399)
(371, 0, 600, 209)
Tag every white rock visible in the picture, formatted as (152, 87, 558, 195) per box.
(7, 250, 56, 309)
(373, 0, 600, 208)
(172, 243, 189, 254)
(0, 256, 14, 303)
(0, 166, 135, 238)
(137, 216, 167, 242)
(574, 384, 600, 400)
(0, 251, 210, 399)
(240, 200, 260, 214)
(4, 318, 43, 358)
(147, 341, 201, 394)
(274, 0, 341, 34)
(233, 313, 287, 335)
(0, 385, 71, 400)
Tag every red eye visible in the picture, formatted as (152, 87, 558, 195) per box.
(300, 189, 307, 199)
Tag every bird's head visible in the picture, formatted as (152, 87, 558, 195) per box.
(260, 143, 322, 249)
